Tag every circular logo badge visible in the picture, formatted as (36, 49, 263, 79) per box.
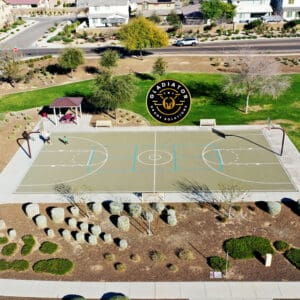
(146, 79, 191, 124)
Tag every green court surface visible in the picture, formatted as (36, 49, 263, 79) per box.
(16, 129, 296, 193)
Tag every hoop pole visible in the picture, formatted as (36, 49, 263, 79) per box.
(270, 126, 285, 156)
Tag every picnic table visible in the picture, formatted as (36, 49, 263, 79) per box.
(60, 113, 76, 123)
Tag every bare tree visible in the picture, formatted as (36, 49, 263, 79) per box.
(223, 49, 291, 114)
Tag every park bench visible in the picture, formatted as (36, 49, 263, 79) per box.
(95, 120, 112, 127)
(199, 119, 216, 127)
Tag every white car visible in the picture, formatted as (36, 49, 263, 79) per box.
(173, 37, 198, 46)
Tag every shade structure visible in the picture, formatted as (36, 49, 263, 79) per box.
(49, 97, 83, 125)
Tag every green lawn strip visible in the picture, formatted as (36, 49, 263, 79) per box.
(39, 241, 58, 254)
(1, 243, 17, 256)
(0, 80, 94, 112)
(224, 236, 275, 259)
(21, 235, 36, 256)
(0, 259, 29, 271)
(1, 73, 300, 149)
(0, 237, 8, 244)
(285, 248, 300, 269)
(32, 258, 73, 275)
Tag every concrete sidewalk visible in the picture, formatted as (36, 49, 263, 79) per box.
(0, 279, 299, 299)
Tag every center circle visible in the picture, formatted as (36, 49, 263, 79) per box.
(148, 154, 162, 161)
(138, 150, 173, 165)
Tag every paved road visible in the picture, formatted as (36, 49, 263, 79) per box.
(0, 16, 71, 49)
(10, 37, 300, 58)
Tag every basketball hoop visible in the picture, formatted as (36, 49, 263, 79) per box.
(267, 117, 273, 130)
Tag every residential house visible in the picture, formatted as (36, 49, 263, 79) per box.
(135, 0, 182, 19)
(77, 0, 129, 27)
(230, 0, 273, 23)
(282, 0, 300, 20)
(4, 0, 49, 8)
(0, 0, 12, 26)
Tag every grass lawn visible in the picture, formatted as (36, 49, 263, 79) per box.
(0, 73, 299, 150)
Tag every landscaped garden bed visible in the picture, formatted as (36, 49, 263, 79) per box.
(0, 200, 299, 281)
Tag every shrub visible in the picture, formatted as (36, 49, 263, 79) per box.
(244, 19, 262, 30)
(114, 262, 127, 272)
(106, 296, 129, 300)
(130, 254, 140, 262)
(167, 215, 177, 226)
(224, 236, 274, 259)
(21, 235, 35, 256)
(0, 259, 10, 271)
(151, 202, 165, 213)
(109, 201, 123, 215)
(274, 240, 290, 252)
(39, 241, 58, 254)
(208, 256, 230, 272)
(11, 260, 29, 271)
(177, 249, 194, 260)
(117, 216, 130, 231)
(283, 19, 300, 30)
(149, 250, 166, 262)
(285, 248, 300, 269)
(1, 243, 17, 256)
(104, 253, 115, 261)
(266, 202, 281, 216)
(0, 237, 8, 244)
(32, 258, 73, 275)
(167, 263, 178, 272)
(129, 203, 142, 217)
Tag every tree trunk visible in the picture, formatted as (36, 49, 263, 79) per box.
(245, 93, 250, 114)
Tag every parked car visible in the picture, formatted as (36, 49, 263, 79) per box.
(261, 15, 283, 22)
(173, 37, 198, 46)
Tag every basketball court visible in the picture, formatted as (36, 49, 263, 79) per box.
(16, 127, 297, 194)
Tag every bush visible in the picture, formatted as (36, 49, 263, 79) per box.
(1, 243, 17, 256)
(224, 236, 274, 259)
(285, 248, 300, 269)
(21, 235, 35, 256)
(39, 241, 58, 254)
(32, 258, 73, 275)
(0, 237, 8, 244)
(117, 216, 130, 231)
(208, 256, 230, 272)
(0, 259, 10, 271)
(167, 263, 178, 272)
(11, 260, 29, 271)
(104, 253, 115, 261)
(114, 262, 127, 272)
(177, 249, 194, 260)
(283, 19, 300, 30)
(266, 202, 281, 216)
(130, 254, 140, 262)
(128, 203, 142, 217)
(109, 201, 123, 215)
(244, 19, 263, 30)
(106, 296, 129, 300)
(149, 250, 166, 262)
(274, 240, 290, 252)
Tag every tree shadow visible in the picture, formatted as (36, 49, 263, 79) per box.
(102, 200, 112, 214)
(186, 81, 243, 112)
(109, 215, 119, 228)
(85, 65, 100, 74)
(255, 201, 268, 213)
(281, 197, 299, 215)
(46, 64, 70, 75)
(134, 72, 155, 81)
